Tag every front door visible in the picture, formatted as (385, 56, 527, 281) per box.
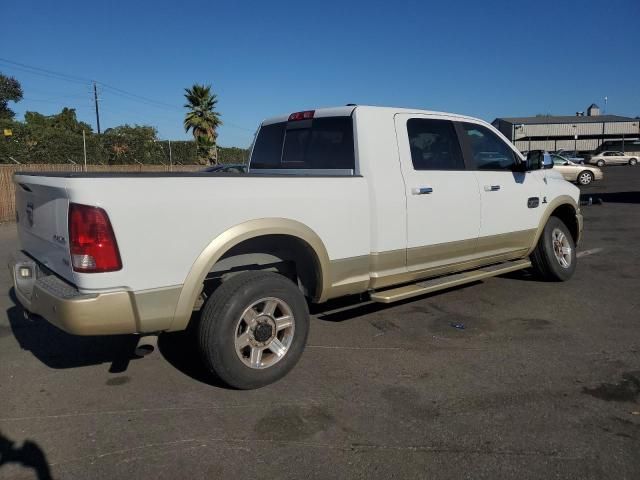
(456, 121, 545, 258)
(394, 114, 481, 272)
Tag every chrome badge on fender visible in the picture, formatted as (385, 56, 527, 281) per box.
(53, 234, 66, 245)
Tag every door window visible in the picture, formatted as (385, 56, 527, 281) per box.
(406, 118, 464, 170)
(460, 123, 517, 170)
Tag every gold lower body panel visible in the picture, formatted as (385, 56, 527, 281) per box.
(326, 229, 536, 300)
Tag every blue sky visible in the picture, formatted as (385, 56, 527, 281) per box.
(2, 0, 639, 147)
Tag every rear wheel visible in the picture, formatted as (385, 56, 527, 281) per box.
(530, 217, 576, 281)
(596, 159, 605, 167)
(629, 158, 637, 166)
(577, 171, 593, 185)
(198, 271, 309, 389)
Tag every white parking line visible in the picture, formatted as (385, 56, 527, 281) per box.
(307, 345, 400, 350)
(577, 248, 604, 258)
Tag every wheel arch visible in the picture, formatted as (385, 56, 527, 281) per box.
(528, 196, 581, 255)
(169, 218, 330, 332)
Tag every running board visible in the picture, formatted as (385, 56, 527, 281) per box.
(370, 259, 532, 304)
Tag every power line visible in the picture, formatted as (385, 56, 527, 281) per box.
(0, 57, 256, 132)
(0, 57, 180, 111)
(20, 97, 79, 105)
(99, 84, 183, 111)
(0, 58, 91, 85)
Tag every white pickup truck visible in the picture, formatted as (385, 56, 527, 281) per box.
(10, 106, 582, 389)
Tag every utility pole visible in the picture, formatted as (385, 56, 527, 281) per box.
(168, 139, 172, 171)
(93, 81, 101, 134)
(82, 130, 88, 171)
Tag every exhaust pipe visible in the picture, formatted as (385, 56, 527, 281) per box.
(135, 334, 158, 357)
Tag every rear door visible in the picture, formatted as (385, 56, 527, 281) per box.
(456, 121, 545, 258)
(394, 114, 481, 272)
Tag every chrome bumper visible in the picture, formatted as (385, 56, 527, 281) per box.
(8, 251, 138, 335)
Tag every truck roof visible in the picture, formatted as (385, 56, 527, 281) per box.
(262, 105, 485, 126)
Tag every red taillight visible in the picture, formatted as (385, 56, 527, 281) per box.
(288, 110, 315, 121)
(68, 203, 122, 273)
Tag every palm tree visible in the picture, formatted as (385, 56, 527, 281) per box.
(183, 84, 222, 164)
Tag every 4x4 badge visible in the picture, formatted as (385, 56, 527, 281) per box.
(527, 197, 540, 208)
(26, 202, 34, 227)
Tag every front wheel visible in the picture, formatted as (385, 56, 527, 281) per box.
(629, 158, 637, 166)
(198, 271, 310, 389)
(530, 217, 576, 281)
(577, 170, 594, 185)
(596, 159, 605, 167)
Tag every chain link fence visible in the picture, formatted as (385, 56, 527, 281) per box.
(0, 133, 251, 222)
(1, 131, 249, 166)
(0, 163, 211, 222)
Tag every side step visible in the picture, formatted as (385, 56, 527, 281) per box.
(370, 259, 532, 304)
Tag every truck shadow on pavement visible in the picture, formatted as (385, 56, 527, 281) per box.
(310, 282, 481, 323)
(156, 312, 229, 388)
(497, 268, 538, 282)
(580, 191, 640, 204)
(0, 431, 52, 480)
(7, 288, 139, 373)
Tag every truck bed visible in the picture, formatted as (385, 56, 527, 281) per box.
(13, 172, 370, 293)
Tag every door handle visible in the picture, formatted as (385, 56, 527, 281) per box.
(412, 187, 434, 195)
(484, 185, 501, 192)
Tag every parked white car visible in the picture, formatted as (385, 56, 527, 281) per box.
(551, 154, 603, 185)
(589, 151, 638, 166)
(9, 106, 583, 389)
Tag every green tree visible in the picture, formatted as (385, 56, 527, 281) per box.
(24, 108, 92, 133)
(102, 124, 158, 164)
(183, 84, 222, 164)
(0, 73, 23, 119)
(10, 108, 94, 164)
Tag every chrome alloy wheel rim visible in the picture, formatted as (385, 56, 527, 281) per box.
(234, 297, 295, 369)
(579, 172, 592, 185)
(552, 228, 572, 268)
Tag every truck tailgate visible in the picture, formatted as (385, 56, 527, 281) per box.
(14, 177, 74, 283)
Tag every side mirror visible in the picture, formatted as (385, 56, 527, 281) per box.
(525, 150, 553, 170)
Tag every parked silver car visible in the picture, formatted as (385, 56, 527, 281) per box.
(552, 154, 603, 185)
(589, 151, 638, 167)
(554, 150, 585, 164)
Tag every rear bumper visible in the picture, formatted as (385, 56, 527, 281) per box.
(8, 251, 180, 336)
(9, 252, 138, 335)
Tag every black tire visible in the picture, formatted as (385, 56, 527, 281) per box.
(530, 216, 577, 282)
(629, 158, 637, 166)
(596, 159, 605, 167)
(198, 271, 309, 389)
(577, 170, 593, 185)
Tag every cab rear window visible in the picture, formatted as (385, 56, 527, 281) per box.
(250, 117, 355, 171)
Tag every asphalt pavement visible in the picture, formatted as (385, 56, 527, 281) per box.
(0, 166, 639, 479)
